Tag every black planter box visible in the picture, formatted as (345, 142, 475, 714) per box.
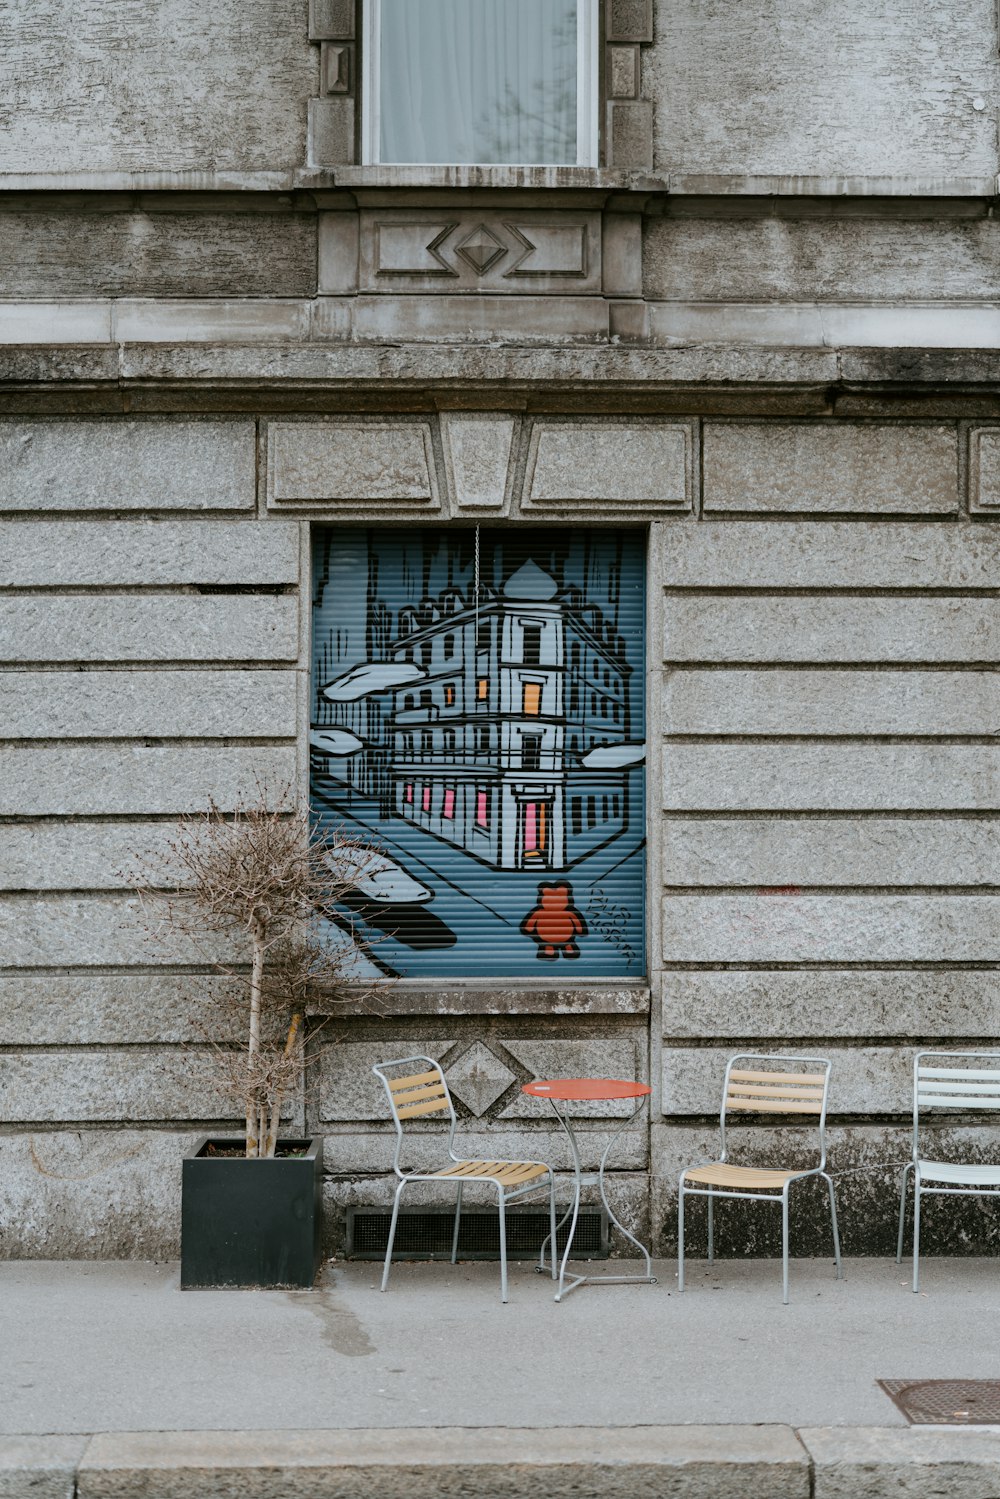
(181, 1137, 323, 1289)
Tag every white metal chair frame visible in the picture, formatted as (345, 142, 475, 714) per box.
(373, 1054, 557, 1303)
(896, 1049, 1000, 1293)
(678, 1053, 843, 1304)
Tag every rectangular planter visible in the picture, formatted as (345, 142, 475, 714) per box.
(181, 1137, 323, 1289)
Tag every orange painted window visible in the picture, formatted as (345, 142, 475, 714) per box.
(522, 682, 542, 716)
(477, 677, 488, 701)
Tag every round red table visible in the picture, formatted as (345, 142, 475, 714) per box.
(521, 1078, 656, 1301)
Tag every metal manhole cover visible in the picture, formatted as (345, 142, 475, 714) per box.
(879, 1380, 1000, 1426)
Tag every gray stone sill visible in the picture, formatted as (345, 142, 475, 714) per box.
(311, 983, 651, 1016)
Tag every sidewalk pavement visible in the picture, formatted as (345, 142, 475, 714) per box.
(3, 1255, 1000, 1496)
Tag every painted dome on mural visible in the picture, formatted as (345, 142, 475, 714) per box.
(502, 560, 558, 601)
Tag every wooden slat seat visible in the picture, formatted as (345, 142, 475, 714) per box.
(432, 1159, 550, 1187)
(682, 1162, 805, 1191)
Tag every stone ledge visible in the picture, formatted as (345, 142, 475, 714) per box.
(0, 1435, 86, 1499)
(800, 1425, 1000, 1499)
(318, 983, 651, 1016)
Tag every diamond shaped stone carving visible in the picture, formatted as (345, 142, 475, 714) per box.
(455, 225, 507, 276)
(446, 1042, 516, 1117)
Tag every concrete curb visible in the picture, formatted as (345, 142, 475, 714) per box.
(4, 1424, 1000, 1499)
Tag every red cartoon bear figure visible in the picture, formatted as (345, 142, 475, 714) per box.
(520, 880, 588, 962)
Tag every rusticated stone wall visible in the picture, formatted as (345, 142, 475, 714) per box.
(2, 409, 999, 1260)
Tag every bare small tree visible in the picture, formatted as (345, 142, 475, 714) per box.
(136, 788, 385, 1157)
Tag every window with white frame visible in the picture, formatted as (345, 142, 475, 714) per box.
(363, 0, 598, 166)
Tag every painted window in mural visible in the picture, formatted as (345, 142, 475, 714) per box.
(310, 528, 645, 979)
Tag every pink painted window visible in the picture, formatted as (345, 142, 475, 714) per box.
(443, 787, 456, 820)
(524, 801, 537, 852)
(422, 785, 432, 812)
(404, 782, 413, 804)
(476, 789, 489, 828)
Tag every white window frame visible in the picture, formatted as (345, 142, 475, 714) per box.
(362, 0, 599, 167)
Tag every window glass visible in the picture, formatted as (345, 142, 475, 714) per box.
(376, 0, 583, 166)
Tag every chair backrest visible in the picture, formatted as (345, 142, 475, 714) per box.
(373, 1054, 457, 1175)
(720, 1054, 832, 1167)
(912, 1050, 1000, 1158)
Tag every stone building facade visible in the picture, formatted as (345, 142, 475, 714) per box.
(2, 0, 1000, 1260)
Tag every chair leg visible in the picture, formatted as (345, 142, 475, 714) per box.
(548, 1176, 558, 1281)
(912, 1176, 921, 1294)
(497, 1187, 509, 1304)
(707, 1191, 715, 1264)
(381, 1177, 407, 1293)
(677, 1177, 686, 1292)
(821, 1171, 843, 1280)
(781, 1187, 790, 1305)
(450, 1182, 464, 1265)
(896, 1162, 913, 1265)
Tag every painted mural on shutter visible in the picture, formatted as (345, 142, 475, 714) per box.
(311, 527, 645, 979)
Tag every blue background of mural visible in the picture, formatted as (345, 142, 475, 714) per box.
(311, 528, 646, 979)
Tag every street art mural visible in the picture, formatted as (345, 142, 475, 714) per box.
(311, 527, 646, 978)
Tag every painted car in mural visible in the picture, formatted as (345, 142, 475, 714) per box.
(311, 527, 645, 979)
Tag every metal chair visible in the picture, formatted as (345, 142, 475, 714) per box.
(896, 1049, 1000, 1293)
(677, 1053, 842, 1304)
(372, 1054, 557, 1303)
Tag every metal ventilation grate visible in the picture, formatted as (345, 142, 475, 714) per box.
(879, 1380, 1000, 1426)
(346, 1207, 608, 1261)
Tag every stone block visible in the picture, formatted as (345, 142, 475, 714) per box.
(357, 211, 602, 295)
(522, 419, 691, 511)
(602, 213, 643, 297)
(266, 420, 440, 509)
(440, 412, 516, 511)
(0, 209, 317, 299)
(802, 1426, 1000, 1499)
(607, 0, 653, 41)
(0, 746, 296, 817)
(970, 427, 1000, 513)
(0, 893, 245, 968)
(644, 214, 1000, 305)
(646, 0, 996, 181)
(112, 299, 310, 344)
(76, 1425, 809, 1499)
(1, 520, 301, 587)
(662, 970, 1000, 1040)
(499, 1038, 643, 1119)
(321, 43, 351, 94)
(0, 1436, 86, 1499)
(325, 1125, 646, 1174)
(0, 0, 313, 175)
(662, 669, 1000, 735)
(608, 299, 649, 342)
(0, 596, 299, 663)
(0, 973, 247, 1044)
(662, 1045, 921, 1116)
(661, 894, 1000, 963)
(318, 213, 360, 295)
(0, 418, 255, 512)
(609, 45, 640, 98)
(659, 521, 1000, 590)
(0, 1130, 197, 1257)
(662, 817, 1000, 889)
(352, 294, 610, 344)
(309, 0, 355, 37)
(0, 300, 111, 343)
(654, 1122, 1000, 1255)
(0, 669, 296, 740)
(308, 97, 356, 166)
(663, 743, 1000, 811)
(0, 1047, 239, 1124)
(370, 985, 650, 1017)
(606, 101, 654, 170)
(703, 422, 957, 514)
(663, 597, 1000, 663)
(320, 1041, 457, 1122)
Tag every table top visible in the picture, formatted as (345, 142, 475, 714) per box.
(522, 1078, 652, 1102)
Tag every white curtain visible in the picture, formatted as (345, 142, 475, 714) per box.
(379, 0, 578, 165)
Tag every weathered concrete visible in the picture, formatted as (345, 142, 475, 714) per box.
(802, 1426, 1000, 1499)
(0, 1435, 86, 1499)
(663, 597, 1000, 664)
(0, 596, 299, 663)
(661, 893, 1000, 961)
(0, 974, 247, 1044)
(0, 417, 255, 511)
(325, 1127, 647, 1175)
(0, 670, 297, 740)
(662, 1044, 920, 1115)
(0, 748, 296, 817)
(0, 0, 314, 174)
(1, 520, 301, 588)
(663, 670, 1000, 736)
(647, 0, 998, 181)
(439, 412, 516, 511)
(662, 817, 1000, 888)
(522, 419, 692, 510)
(661, 969, 1000, 1038)
(663, 744, 1000, 811)
(0, 1048, 241, 1125)
(267, 419, 440, 507)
